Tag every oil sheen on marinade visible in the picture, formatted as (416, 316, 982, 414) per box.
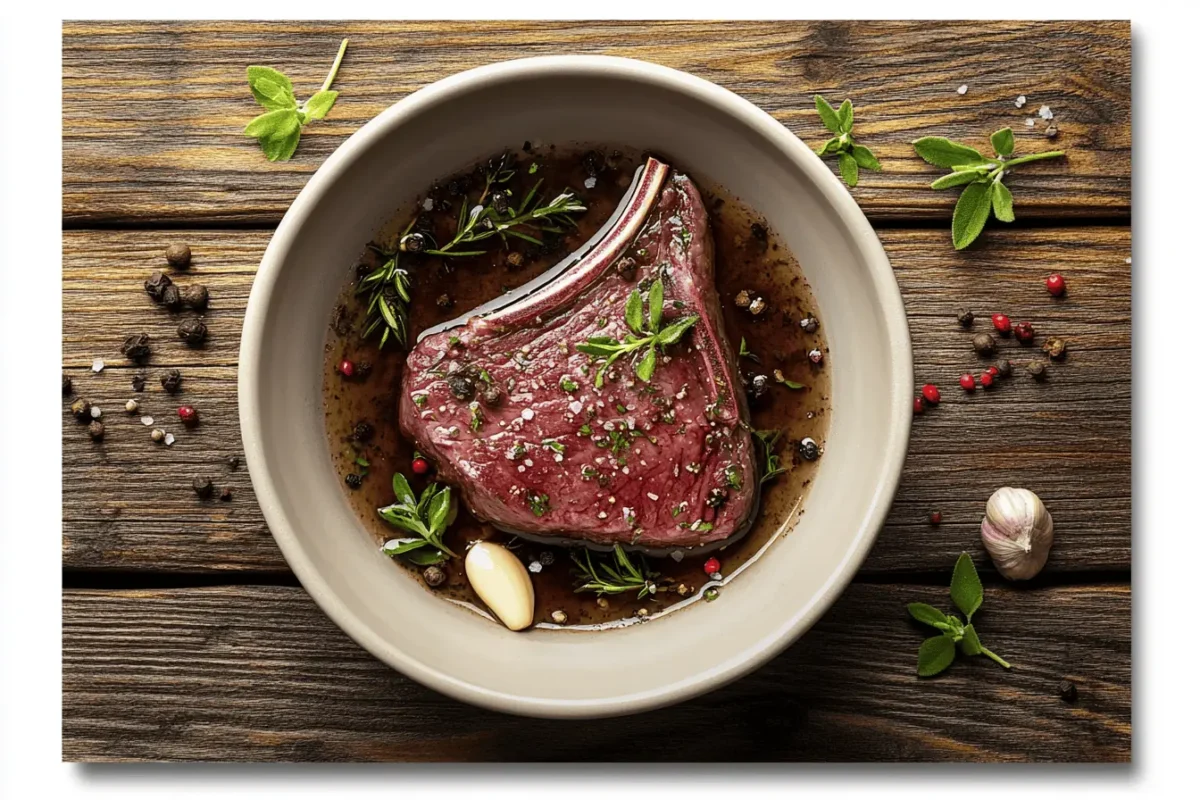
(322, 146, 830, 628)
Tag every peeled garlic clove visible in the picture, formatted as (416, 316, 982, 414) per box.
(980, 487, 1054, 580)
(464, 541, 534, 631)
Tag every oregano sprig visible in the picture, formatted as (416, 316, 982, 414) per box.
(907, 553, 1012, 677)
(244, 38, 348, 162)
(378, 472, 458, 566)
(811, 96, 880, 188)
(913, 128, 1065, 249)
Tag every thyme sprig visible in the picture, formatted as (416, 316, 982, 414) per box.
(571, 543, 659, 599)
(378, 473, 458, 566)
(754, 429, 787, 484)
(577, 279, 700, 387)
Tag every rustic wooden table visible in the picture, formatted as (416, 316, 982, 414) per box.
(62, 20, 1131, 762)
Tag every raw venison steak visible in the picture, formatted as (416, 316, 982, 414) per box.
(398, 157, 760, 552)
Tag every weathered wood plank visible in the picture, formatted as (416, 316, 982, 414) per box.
(61, 582, 1130, 762)
(61, 226, 1131, 574)
(63, 20, 1130, 225)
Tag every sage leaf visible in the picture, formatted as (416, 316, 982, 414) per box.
(382, 538, 431, 557)
(814, 94, 843, 134)
(250, 78, 296, 110)
(951, 182, 994, 250)
(913, 136, 986, 168)
(991, 127, 1015, 157)
(907, 602, 949, 628)
(625, 288, 644, 333)
(950, 552, 984, 621)
(247, 66, 294, 96)
(838, 152, 859, 187)
(960, 624, 984, 656)
(814, 137, 839, 156)
(243, 108, 296, 138)
(931, 170, 986, 190)
(303, 89, 339, 121)
(261, 121, 302, 162)
(648, 278, 664, 333)
(992, 181, 1016, 222)
(837, 98, 853, 132)
(917, 635, 957, 677)
(635, 349, 657, 383)
(850, 144, 880, 171)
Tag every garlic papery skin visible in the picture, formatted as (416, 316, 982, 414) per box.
(464, 541, 535, 631)
(980, 487, 1054, 580)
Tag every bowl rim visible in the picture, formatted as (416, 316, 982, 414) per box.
(238, 54, 912, 718)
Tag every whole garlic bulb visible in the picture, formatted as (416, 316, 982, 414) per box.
(980, 487, 1054, 580)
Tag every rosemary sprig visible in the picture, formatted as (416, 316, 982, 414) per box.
(754, 428, 787, 484)
(378, 473, 458, 566)
(571, 543, 659, 599)
(428, 182, 586, 257)
(576, 279, 700, 387)
(356, 246, 412, 348)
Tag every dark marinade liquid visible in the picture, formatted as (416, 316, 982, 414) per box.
(323, 145, 831, 629)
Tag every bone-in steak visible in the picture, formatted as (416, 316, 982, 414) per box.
(398, 157, 760, 552)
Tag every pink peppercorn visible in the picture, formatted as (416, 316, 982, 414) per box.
(338, 359, 355, 377)
(704, 557, 721, 575)
(1045, 274, 1066, 296)
(921, 384, 941, 405)
(992, 314, 1012, 335)
(1014, 321, 1035, 344)
(960, 374, 976, 391)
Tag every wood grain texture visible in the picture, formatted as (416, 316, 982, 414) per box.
(62, 582, 1130, 762)
(62, 227, 1131, 574)
(62, 20, 1130, 226)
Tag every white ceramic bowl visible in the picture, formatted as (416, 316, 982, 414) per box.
(239, 55, 911, 718)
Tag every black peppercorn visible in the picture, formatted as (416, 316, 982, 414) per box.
(957, 309, 975, 328)
(345, 473, 363, 489)
(582, 149, 603, 177)
(228, 455, 240, 471)
(352, 421, 375, 442)
(182, 284, 209, 311)
(144, 271, 173, 301)
(996, 359, 1013, 378)
(746, 373, 770, 405)
(1058, 680, 1077, 702)
(538, 551, 556, 566)
(355, 360, 373, 379)
(447, 176, 468, 197)
(1027, 359, 1048, 380)
(71, 398, 92, 422)
(616, 256, 637, 282)
(750, 222, 768, 243)
(161, 283, 182, 310)
(481, 384, 504, 407)
(165, 242, 192, 268)
(160, 369, 183, 394)
(219, 487, 233, 501)
(120, 333, 153, 362)
(177, 317, 208, 346)
(436, 293, 454, 309)
(400, 232, 428, 254)
(87, 420, 105, 441)
(798, 437, 821, 461)
(446, 370, 476, 401)
(972, 333, 996, 356)
(62, 374, 72, 395)
(706, 487, 728, 508)
(422, 565, 447, 587)
(132, 373, 146, 392)
(491, 191, 509, 213)
(192, 476, 214, 499)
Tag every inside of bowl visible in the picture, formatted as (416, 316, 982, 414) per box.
(242, 58, 910, 716)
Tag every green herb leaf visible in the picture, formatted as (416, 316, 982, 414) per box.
(378, 475, 458, 561)
(917, 635, 957, 677)
(814, 95, 843, 134)
(302, 89, 339, 121)
(656, 315, 699, 345)
(392, 472, 416, 506)
(243, 108, 297, 138)
(648, 278, 664, 333)
(814, 137, 840, 157)
(913, 136, 986, 168)
(991, 181, 1015, 222)
(930, 170, 987, 190)
(837, 99, 854, 132)
(635, 349, 657, 382)
(260, 125, 302, 162)
(950, 552, 984, 621)
(951, 181, 994, 250)
(245, 39, 347, 162)
(838, 153, 859, 187)
(908, 602, 950, 628)
(571, 543, 659, 597)
(959, 623, 984, 656)
(783, 379, 806, 390)
(625, 287, 644, 333)
(850, 144, 880, 171)
(247, 66, 296, 110)
(990, 127, 1015, 157)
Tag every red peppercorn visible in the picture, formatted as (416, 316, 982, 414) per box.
(1045, 273, 1066, 296)
(979, 371, 995, 389)
(1014, 321, 1035, 344)
(930, 511, 943, 525)
(986, 365, 1000, 378)
(913, 396, 925, 414)
(703, 557, 721, 575)
(960, 373, 976, 391)
(178, 405, 198, 427)
(411, 457, 430, 475)
(992, 314, 1012, 334)
(338, 359, 355, 377)
(921, 384, 941, 404)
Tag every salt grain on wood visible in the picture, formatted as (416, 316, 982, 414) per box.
(957, 84, 968, 95)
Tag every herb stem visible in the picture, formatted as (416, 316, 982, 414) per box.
(1001, 150, 1066, 169)
(321, 38, 349, 93)
(981, 646, 1011, 669)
